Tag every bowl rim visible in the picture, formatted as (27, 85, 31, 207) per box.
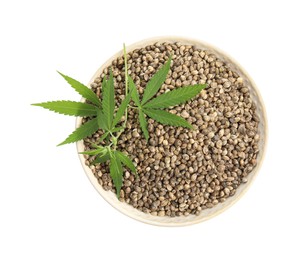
(76, 36, 268, 227)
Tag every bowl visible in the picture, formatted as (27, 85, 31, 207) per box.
(76, 36, 267, 226)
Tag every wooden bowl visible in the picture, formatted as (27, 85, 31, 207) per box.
(76, 36, 267, 226)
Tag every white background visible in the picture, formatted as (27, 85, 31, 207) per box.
(0, 0, 303, 259)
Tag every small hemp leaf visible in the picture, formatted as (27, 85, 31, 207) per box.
(141, 56, 172, 105)
(32, 73, 103, 145)
(129, 56, 207, 140)
(143, 84, 206, 109)
(57, 71, 102, 108)
(143, 109, 193, 128)
(31, 101, 97, 117)
(91, 44, 138, 197)
(57, 118, 99, 146)
(92, 153, 110, 164)
(109, 151, 123, 198)
(79, 147, 106, 156)
(138, 110, 149, 140)
(32, 44, 207, 201)
(85, 147, 110, 164)
(115, 150, 137, 177)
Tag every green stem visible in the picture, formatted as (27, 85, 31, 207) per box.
(108, 44, 131, 151)
(123, 43, 128, 128)
(128, 105, 139, 110)
(107, 146, 113, 158)
(109, 131, 115, 138)
(108, 131, 117, 150)
(112, 44, 130, 149)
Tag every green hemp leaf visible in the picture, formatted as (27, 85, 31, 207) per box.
(129, 58, 206, 140)
(32, 43, 207, 198)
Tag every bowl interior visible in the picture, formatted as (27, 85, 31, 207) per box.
(76, 36, 267, 227)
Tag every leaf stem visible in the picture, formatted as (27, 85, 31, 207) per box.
(123, 43, 128, 128)
(107, 146, 113, 158)
(128, 105, 139, 110)
(112, 44, 130, 148)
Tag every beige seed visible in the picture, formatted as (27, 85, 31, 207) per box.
(181, 110, 190, 118)
(199, 51, 205, 58)
(208, 132, 215, 138)
(216, 140, 222, 148)
(224, 188, 230, 195)
(237, 77, 243, 84)
(191, 174, 197, 181)
(132, 130, 140, 138)
(184, 184, 190, 190)
(169, 192, 176, 200)
(158, 211, 165, 217)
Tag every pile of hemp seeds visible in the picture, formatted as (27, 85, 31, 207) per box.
(83, 42, 260, 217)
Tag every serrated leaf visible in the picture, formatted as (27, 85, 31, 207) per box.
(110, 152, 123, 197)
(96, 109, 107, 131)
(92, 153, 110, 164)
(57, 118, 99, 146)
(57, 71, 102, 107)
(139, 110, 149, 140)
(102, 71, 115, 129)
(143, 84, 206, 109)
(88, 141, 102, 149)
(79, 147, 105, 155)
(112, 88, 133, 127)
(32, 101, 97, 117)
(128, 76, 141, 107)
(111, 126, 124, 133)
(102, 76, 107, 90)
(116, 151, 137, 175)
(143, 109, 192, 128)
(141, 57, 171, 105)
